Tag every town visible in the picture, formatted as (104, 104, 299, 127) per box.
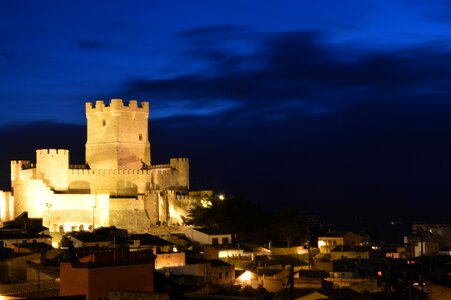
(0, 99, 449, 299)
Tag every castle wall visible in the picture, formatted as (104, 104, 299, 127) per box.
(0, 191, 13, 222)
(109, 197, 153, 233)
(13, 179, 53, 218)
(169, 158, 189, 190)
(86, 99, 151, 170)
(11, 160, 31, 181)
(36, 149, 69, 191)
(68, 162, 188, 195)
(44, 193, 109, 232)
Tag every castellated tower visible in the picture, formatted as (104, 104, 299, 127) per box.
(85, 99, 151, 170)
(36, 149, 69, 191)
(3, 98, 205, 232)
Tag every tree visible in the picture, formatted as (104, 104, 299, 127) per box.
(184, 196, 308, 246)
(269, 209, 308, 247)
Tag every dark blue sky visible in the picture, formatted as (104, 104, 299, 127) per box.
(2, 1, 451, 230)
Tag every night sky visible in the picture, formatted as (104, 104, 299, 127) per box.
(2, 1, 451, 233)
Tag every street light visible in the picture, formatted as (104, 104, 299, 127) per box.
(45, 202, 52, 232)
(91, 205, 96, 231)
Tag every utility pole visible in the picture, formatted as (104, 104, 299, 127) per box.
(420, 231, 425, 300)
(45, 202, 52, 231)
(37, 264, 40, 298)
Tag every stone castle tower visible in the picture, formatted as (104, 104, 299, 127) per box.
(86, 99, 151, 170)
(0, 99, 206, 233)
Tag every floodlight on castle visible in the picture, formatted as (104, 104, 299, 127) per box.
(0, 99, 209, 233)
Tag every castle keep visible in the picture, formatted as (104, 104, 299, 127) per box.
(0, 99, 203, 232)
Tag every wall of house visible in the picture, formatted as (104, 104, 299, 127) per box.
(330, 251, 370, 260)
(184, 228, 209, 245)
(429, 283, 451, 300)
(343, 233, 362, 246)
(318, 237, 344, 253)
(185, 229, 232, 245)
(206, 264, 235, 285)
(155, 252, 186, 269)
(2, 253, 41, 283)
(60, 262, 154, 300)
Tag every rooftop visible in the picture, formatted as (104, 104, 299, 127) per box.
(129, 233, 173, 246)
(193, 227, 232, 235)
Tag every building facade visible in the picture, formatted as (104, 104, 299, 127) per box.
(0, 99, 203, 232)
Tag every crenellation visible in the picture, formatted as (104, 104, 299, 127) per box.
(175, 194, 190, 200)
(151, 164, 171, 169)
(129, 100, 138, 108)
(95, 100, 105, 110)
(110, 98, 124, 109)
(86, 99, 149, 114)
(36, 149, 69, 155)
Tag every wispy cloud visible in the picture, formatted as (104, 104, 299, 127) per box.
(118, 27, 451, 122)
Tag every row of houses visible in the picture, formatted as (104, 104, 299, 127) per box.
(3, 213, 451, 299)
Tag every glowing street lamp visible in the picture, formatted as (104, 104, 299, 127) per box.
(91, 205, 96, 231)
(45, 202, 52, 231)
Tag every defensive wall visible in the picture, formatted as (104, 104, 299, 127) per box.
(0, 191, 13, 222)
(67, 158, 189, 195)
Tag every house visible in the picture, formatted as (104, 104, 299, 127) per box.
(128, 233, 175, 253)
(0, 212, 51, 249)
(317, 232, 362, 253)
(439, 245, 451, 256)
(68, 226, 128, 248)
(256, 268, 289, 292)
(155, 252, 186, 270)
(60, 249, 156, 300)
(184, 228, 233, 246)
(384, 245, 407, 259)
(329, 245, 371, 260)
(163, 258, 235, 286)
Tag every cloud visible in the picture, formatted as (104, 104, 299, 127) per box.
(119, 27, 451, 123)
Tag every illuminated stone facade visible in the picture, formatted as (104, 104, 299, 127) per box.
(1, 99, 201, 232)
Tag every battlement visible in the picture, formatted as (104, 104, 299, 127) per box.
(86, 99, 149, 113)
(11, 160, 34, 170)
(36, 149, 69, 155)
(69, 167, 173, 176)
(170, 158, 188, 162)
(175, 194, 190, 200)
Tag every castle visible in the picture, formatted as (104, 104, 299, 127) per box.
(0, 99, 206, 232)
